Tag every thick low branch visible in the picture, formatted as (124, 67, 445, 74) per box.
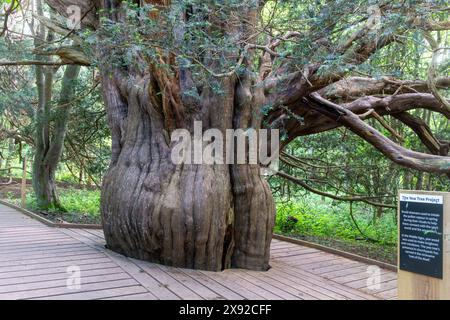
(33, 46, 91, 66)
(394, 112, 449, 156)
(0, 60, 73, 66)
(319, 76, 450, 101)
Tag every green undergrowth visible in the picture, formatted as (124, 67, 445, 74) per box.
(274, 195, 398, 264)
(6, 189, 101, 224)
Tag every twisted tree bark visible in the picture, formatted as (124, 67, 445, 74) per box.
(100, 69, 275, 271)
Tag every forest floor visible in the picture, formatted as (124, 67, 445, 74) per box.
(0, 178, 33, 199)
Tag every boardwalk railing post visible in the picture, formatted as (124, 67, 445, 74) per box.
(21, 155, 27, 208)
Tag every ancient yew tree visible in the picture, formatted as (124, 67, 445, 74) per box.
(26, 0, 450, 271)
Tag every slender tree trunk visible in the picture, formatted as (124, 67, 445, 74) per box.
(4, 138, 15, 177)
(32, 64, 81, 210)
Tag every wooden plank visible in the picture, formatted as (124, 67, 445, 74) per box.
(344, 273, 397, 290)
(0, 239, 80, 251)
(0, 233, 70, 241)
(281, 253, 341, 267)
(0, 247, 97, 261)
(270, 262, 378, 300)
(0, 273, 132, 294)
(215, 270, 284, 300)
(198, 271, 267, 300)
(269, 242, 299, 250)
(274, 234, 397, 271)
(0, 243, 87, 255)
(81, 229, 105, 240)
(102, 292, 159, 300)
(259, 267, 347, 300)
(31, 285, 149, 300)
(132, 260, 203, 300)
(363, 279, 398, 296)
(271, 245, 317, 253)
(0, 235, 72, 247)
(102, 251, 180, 300)
(0, 257, 112, 274)
(179, 269, 245, 300)
(310, 260, 363, 274)
(0, 279, 140, 300)
(240, 269, 322, 300)
(271, 248, 322, 259)
(232, 271, 299, 300)
(275, 251, 328, 261)
(0, 252, 106, 268)
(376, 287, 397, 299)
(60, 229, 182, 300)
(332, 269, 393, 284)
(59, 229, 105, 247)
(0, 226, 52, 233)
(322, 266, 370, 279)
(0, 262, 119, 280)
(0, 266, 124, 286)
(155, 264, 226, 300)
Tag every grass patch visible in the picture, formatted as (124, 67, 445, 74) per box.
(274, 195, 398, 264)
(6, 188, 101, 224)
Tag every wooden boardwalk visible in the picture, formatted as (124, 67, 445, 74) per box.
(0, 203, 397, 300)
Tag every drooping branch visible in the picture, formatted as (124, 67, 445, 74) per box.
(393, 112, 450, 157)
(276, 171, 396, 209)
(308, 92, 450, 174)
(273, 92, 450, 148)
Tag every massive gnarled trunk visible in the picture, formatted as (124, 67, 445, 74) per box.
(40, 0, 274, 271)
(89, 0, 276, 271)
(100, 69, 275, 271)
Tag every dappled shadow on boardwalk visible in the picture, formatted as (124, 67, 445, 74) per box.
(0, 204, 396, 300)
